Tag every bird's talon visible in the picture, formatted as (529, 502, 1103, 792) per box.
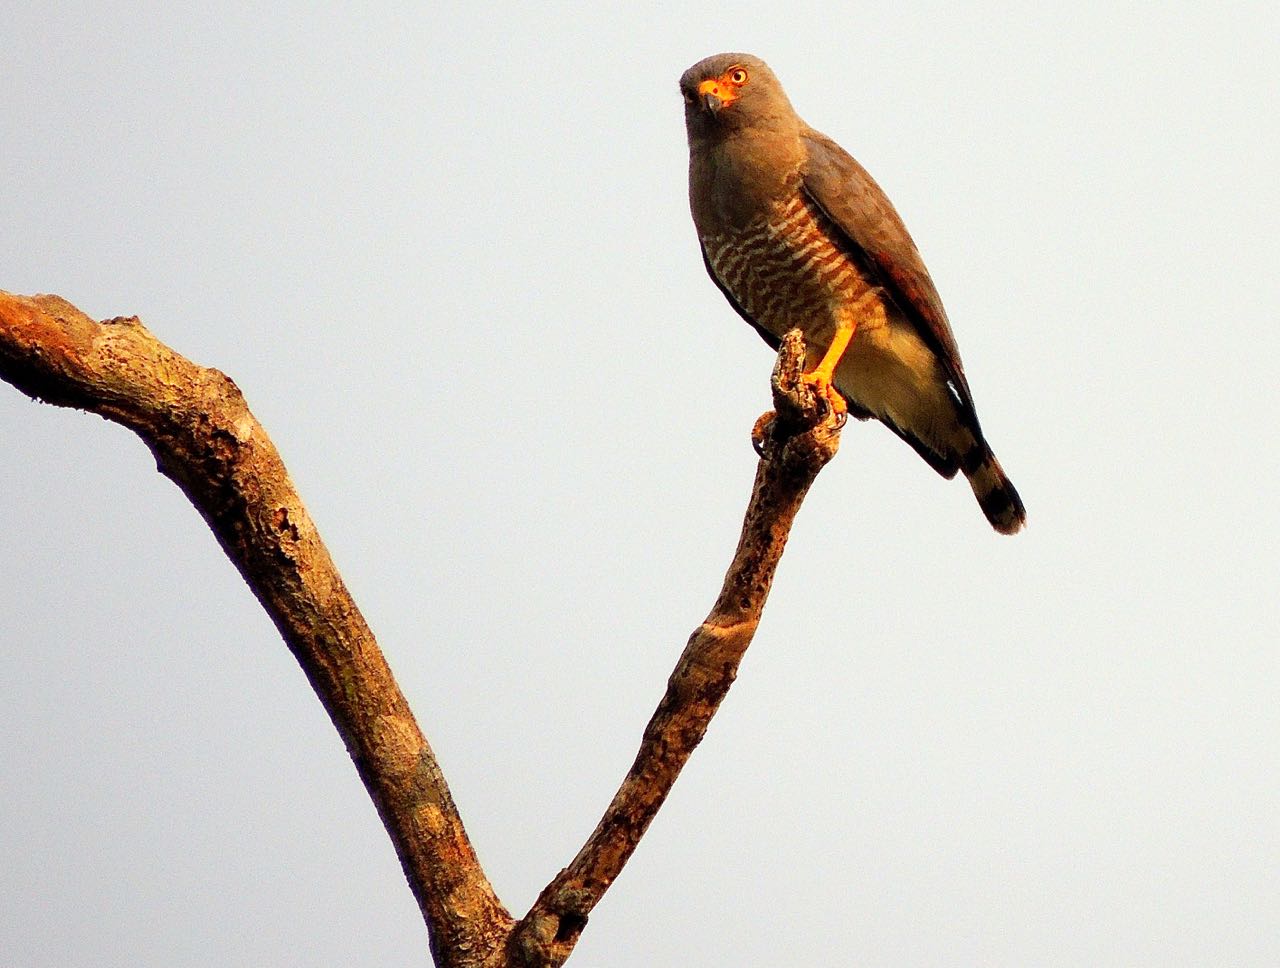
(823, 387, 847, 418)
(751, 412, 775, 455)
(800, 371, 847, 418)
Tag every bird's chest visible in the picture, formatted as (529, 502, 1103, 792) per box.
(700, 194, 869, 338)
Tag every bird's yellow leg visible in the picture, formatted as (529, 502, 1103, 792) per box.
(801, 320, 857, 415)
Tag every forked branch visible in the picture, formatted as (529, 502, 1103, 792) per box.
(0, 289, 840, 968)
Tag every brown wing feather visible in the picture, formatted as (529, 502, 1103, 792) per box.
(798, 129, 978, 421)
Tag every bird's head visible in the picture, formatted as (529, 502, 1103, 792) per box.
(679, 53, 796, 140)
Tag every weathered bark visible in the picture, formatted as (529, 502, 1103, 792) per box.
(503, 330, 841, 967)
(1, 289, 840, 967)
(0, 291, 512, 966)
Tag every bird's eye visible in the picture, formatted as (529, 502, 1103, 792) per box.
(729, 68, 749, 85)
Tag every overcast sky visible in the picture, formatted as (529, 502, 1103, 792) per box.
(3, 3, 1278, 966)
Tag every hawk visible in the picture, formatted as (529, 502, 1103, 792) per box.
(681, 52, 1025, 534)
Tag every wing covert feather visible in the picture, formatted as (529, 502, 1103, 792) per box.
(799, 129, 975, 412)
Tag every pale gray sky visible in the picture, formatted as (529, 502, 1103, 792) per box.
(3, 2, 1278, 966)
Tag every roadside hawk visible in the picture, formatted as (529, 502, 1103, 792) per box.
(681, 52, 1026, 534)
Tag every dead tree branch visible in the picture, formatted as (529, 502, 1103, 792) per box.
(505, 330, 841, 967)
(1, 289, 840, 967)
(0, 290, 512, 965)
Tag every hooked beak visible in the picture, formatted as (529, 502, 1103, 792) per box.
(696, 78, 733, 114)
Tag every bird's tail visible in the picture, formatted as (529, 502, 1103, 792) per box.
(961, 439, 1026, 535)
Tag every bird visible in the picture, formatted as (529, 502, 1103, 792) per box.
(680, 52, 1025, 534)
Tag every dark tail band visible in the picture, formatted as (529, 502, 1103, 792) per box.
(962, 441, 1026, 535)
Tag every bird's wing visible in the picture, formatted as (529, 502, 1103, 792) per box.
(798, 128, 976, 415)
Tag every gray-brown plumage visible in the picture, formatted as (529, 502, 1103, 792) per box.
(681, 52, 1025, 534)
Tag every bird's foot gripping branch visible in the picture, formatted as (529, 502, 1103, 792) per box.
(0, 292, 841, 968)
(754, 328, 848, 463)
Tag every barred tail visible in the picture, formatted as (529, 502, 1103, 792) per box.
(960, 441, 1026, 535)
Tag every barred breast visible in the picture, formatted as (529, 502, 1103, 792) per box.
(700, 193, 877, 345)
(701, 188, 960, 484)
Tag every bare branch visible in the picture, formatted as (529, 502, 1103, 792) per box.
(2, 290, 841, 968)
(0, 291, 512, 966)
(507, 330, 842, 967)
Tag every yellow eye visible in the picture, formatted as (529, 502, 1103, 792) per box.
(729, 68, 749, 85)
